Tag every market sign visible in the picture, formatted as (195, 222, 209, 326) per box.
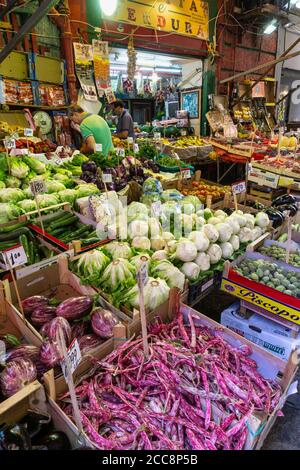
(221, 278, 300, 326)
(104, 0, 209, 40)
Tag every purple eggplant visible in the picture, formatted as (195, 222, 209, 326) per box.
(91, 308, 118, 339)
(48, 317, 72, 346)
(56, 296, 93, 321)
(0, 358, 37, 397)
(39, 341, 61, 368)
(39, 322, 51, 339)
(71, 322, 87, 341)
(78, 334, 103, 355)
(31, 306, 57, 326)
(21, 296, 49, 315)
(82, 161, 97, 174)
(5, 344, 40, 364)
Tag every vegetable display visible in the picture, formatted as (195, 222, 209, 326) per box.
(234, 258, 300, 297)
(59, 311, 281, 450)
(259, 243, 300, 267)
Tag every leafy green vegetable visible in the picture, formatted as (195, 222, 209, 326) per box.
(23, 156, 46, 175)
(10, 157, 29, 179)
(0, 153, 8, 172)
(6, 176, 21, 188)
(0, 203, 24, 223)
(71, 153, 89, 166)
(36, 193, 60, 209)
(75, 184, 100, 198)
(18, 199, 37, 213)
(46, 180, 66, 193)
(0, 188, 25, 203)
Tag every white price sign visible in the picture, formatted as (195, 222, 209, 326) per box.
(30, 179, 46, 195)
(95, 143, 103, 152)
(116, 148, 125, 158)
(127, 137, 134, 145)
(102, 173, 113, 183)
(151, 201, 162, 217)
(0, 340, 6, 364)
(24, 128, 34, 137)
(181, 130, 187, 136)
(5, 138, 16, 149)
(180, 168, 191, 179)
(137, 261, 149, 287)
(133, 143, 139, 154)
(154, 132, 161, 140)
(232, 181, 246, 195)
(2, 245, 27, 269)
(60, 339, 82, 383)
(53, 157, 63, 166)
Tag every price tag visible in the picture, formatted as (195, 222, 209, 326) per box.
(102, 173, 113, 183)
(24, 128, 33, 137)
(181, 130, 187, 136)
(180, 168, 191, 179)
(2, 245, 27, 269)
(30, 179, 46, 195)
(232, 181, 246, 195)
(154, 132, 161, 140)
(116, 148, 125, 158)
(133, 143, 139, 154)
(137, 261, 149, 287)
(60, 339, 82, 383)
(53, 157, 63, 166)
(127, 137, 134, 145)
(95, 143, 103, 152)
(152, 201, 162, 217)
(4, 138, 16, 149)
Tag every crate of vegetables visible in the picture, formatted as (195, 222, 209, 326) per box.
(221, 252, 300, 326)
(178, 170, 232, 205)
(29, 209, 110, 254)
(46, 295, 297, 450)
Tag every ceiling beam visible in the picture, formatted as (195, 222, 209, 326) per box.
(0, 0, 59, 64)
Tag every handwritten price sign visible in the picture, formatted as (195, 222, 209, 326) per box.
(24, 128, 34, 137)
(180, 168, 191, 179)
(232, 181, 246, 195)
(4, 138, 16, 149)
(95, 143, 103, 152)
(2, 245, 27, 269)
(102, 173, 113, 183)
(30, 179, 46, 195)
(137, 261, 149, 288)
(60, 339, 82, 383)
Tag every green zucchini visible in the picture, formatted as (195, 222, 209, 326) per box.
(0, 240, 19, 250)
(48, 227, 67, 237)
(48, 216, 78, 231)
(43, 212, 75, 229)
(0, 221, 28, 234)
(42, 211, 71, 225)
(28, 241, 35, 265)
(67, 225, 92, 239)
(0, 227, 30, 242)
(80, 237, 100, 246)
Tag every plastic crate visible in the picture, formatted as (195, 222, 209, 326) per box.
(157, 155, 195, 174)
(188, 273, 215, 305)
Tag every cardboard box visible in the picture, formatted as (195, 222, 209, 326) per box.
(221, 302, 300, 361)
(221, 252, 300, 326)
(249, 168, 280, 189)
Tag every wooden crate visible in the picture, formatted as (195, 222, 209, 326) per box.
(1, 256, 98, 345)
(46, 290, 298, 450)
(0, 380, 47, 427)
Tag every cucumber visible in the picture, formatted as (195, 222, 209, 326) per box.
(0, 227, 30, 242)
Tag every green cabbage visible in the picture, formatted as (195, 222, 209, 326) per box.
(0, 203, 24, 223)
(46, 180, 66, 193)
(10, 158, 29, 179)
(58, 189, 77, 206)
(75, 184, 100, 198)
(23, 156, 46, 175)
(0, 188, 25, 203)
(6, 176, 21, 188)
(18, 199, 37, 213)
(23, 170, 38, 185)
(22, 186, 35, 199)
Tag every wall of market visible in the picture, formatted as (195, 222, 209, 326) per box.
(216, 0, 278, 95)
(181, 59, 203, 135)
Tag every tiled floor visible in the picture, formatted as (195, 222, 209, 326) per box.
(195, 288, 300, 450)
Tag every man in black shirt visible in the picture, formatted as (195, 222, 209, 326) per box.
(112, 100, 135, 139)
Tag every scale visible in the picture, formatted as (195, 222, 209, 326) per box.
(33, 111, 53, 136)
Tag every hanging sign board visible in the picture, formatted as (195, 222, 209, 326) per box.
(104, 0, 209, 40)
